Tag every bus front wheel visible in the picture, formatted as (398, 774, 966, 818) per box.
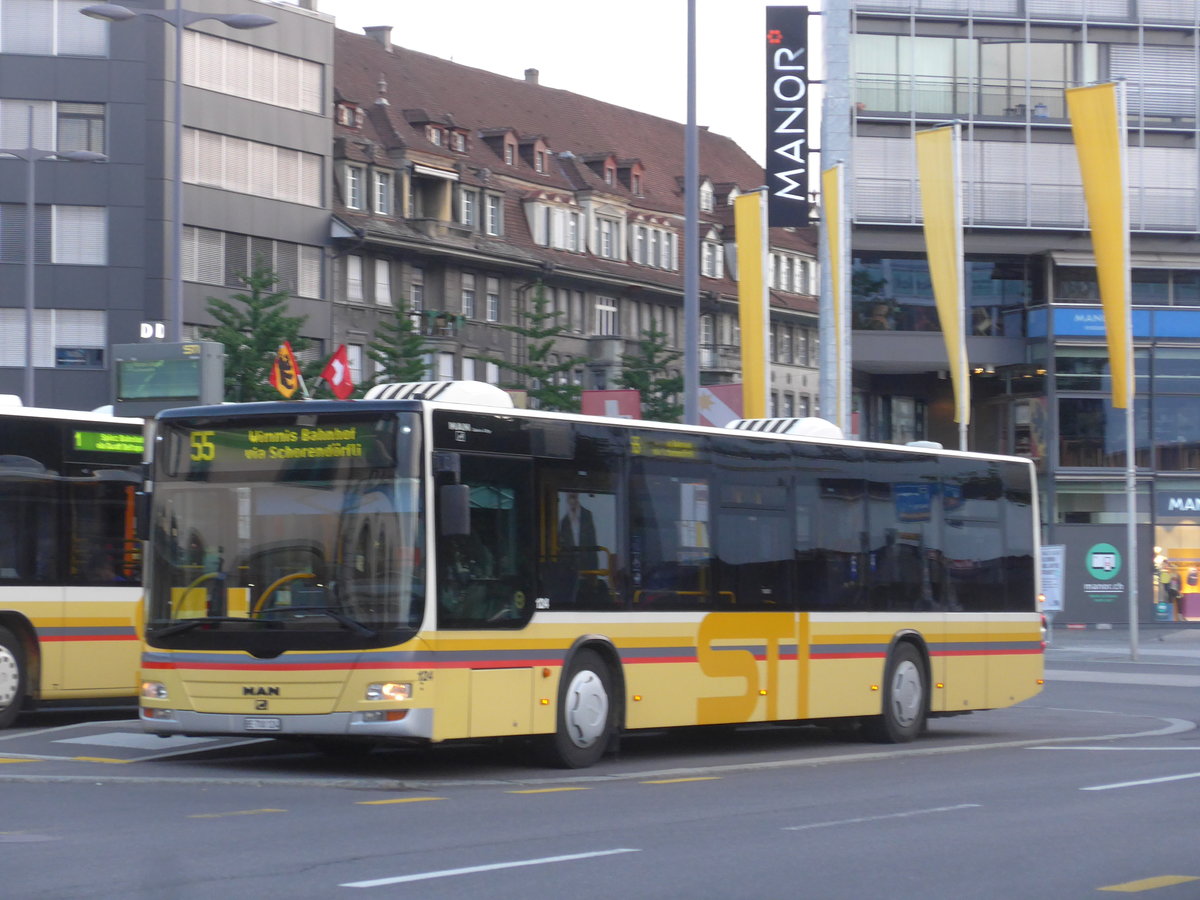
(539, 648, 615, 768)
(0, 626, 27, 730)
(862, 642, 927, 743)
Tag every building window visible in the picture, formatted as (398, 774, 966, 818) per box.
(410, 266, 424, 311)
(460, 189, 477, 228)
(373, 171, 393, 216)
(436, 351, 455, 381)
(0, 308, 105, 368)
(183, 31, 322, 114)
(535, 150, 545, 173)
(594, 296, 618, 336)
(485, 361, 500, 384)
(56, 102, 105, 154)
(701, 241, 723, 278)
(375, 259, 392, 306)
(485, 194, 502, 235)
(504, 142, 515, 165)
(426, 125, 442, 145)
(343, 165, 363, 210)
(452, 132, 466, 152)
(461, 357, 476, 381)
(699, 182, 714, 212)
(462, 272, 476, 318)
(347, 344, 363, 383)
(597, 217, 620, 259)
(0, 204, 109, 266)
(346, 256, 363, 302)
(632, 173, 642, 195)
(604, 166, 615, 185)
(486, 276, 500, 322)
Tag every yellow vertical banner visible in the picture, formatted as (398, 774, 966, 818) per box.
(822, 164, 847, 430)
(735, 191, 769, 419)
(915, 125, 969, 430)
(1066, 82, 1131, 409)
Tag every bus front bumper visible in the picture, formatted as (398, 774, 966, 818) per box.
(140, 706, 435, 740)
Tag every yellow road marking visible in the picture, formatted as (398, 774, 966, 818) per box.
(506, 787, 590, 794)
(641, 777, 721, 784)
(72, 756, 132, 764)
(0, 758, 37, 764)
(357, 797, 446, 806)
(1099, 875, 1200, 892)
(188, 809, 287, 819)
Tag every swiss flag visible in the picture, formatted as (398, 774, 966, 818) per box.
(320, 344, 355, 400)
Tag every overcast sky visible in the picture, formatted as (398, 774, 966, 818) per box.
(318, 0, 818, 167)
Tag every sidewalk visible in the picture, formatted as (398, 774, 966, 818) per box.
(1047, 622, 1200, 666)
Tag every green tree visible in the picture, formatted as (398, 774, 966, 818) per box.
(367, 298, 430, 387)
(201, 264, 312, 402)
(487, 282, 588, 412)
(617, 326, 683, 422)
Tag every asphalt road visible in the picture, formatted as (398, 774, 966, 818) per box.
(2, 626, 1198, 899)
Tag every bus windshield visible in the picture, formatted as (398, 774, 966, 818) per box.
(146, 412, 423, 650)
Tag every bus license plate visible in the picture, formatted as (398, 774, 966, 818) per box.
(244, 716, 282, 732)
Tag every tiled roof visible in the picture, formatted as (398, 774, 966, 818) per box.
(333, 27, 818, 311)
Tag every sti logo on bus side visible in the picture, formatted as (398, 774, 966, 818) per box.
(243, 686, 280, 696)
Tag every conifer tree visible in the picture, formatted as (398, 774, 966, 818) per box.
(487, 282, 588, 412)
(617, 326, 683, 422)
(201, 264, 312, 402)
(367, 298, 430, 387)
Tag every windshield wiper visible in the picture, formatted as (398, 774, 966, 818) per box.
(260, 605, 378, 637)
(151, 616, 280, 639)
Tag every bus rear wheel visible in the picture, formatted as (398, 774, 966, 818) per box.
(0, 626, 27, 730)
(862, 642, 926, 743)
(539, 649, 614, 769)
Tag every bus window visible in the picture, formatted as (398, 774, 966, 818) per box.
(864, 451, 938, 612)
(713, 434, 792, 610)
(437, 455, 533, 628)
(942, 457, 1005, 612)
(630, 466, 713, 609)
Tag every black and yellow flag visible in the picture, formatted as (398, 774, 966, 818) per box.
(268, 341, 300, 399)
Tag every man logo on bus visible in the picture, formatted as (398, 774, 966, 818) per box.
(1087, 543, 1121, 580)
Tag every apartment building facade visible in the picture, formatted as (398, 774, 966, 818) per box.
(328, 26, 819, 416)
(848, 0, 1200, 622)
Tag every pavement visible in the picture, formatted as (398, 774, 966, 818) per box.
(1047, 622, 1200, 667)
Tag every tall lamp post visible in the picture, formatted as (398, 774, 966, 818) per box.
(1, 106, 106, 407)
(81, 2, 274, 343)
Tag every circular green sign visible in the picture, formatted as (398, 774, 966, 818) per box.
(1086, 543, 1121, 580)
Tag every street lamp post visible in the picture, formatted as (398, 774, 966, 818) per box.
(0, 106, 106, 407)
(81, 2, 274, 344)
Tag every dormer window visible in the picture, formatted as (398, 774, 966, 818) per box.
(336, 104, 359, 127)
(504, 143, 515, 165)
(535, 150, 546, 173)
(452, 132, 466, 152)
(604, 166, 615, 185)
(632, 173, 642, 195)
(699, 181, 714, 212)
(427, 125, 442, 146)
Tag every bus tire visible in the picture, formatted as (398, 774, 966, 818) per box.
(540, 648, 614, 769)
(862, 642, 926, 743)
(0, 626, 27, 730)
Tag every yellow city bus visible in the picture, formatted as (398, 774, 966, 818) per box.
(139, 382, 1044, 767)
(0, 405, 145, 728)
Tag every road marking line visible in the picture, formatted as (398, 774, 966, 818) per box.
(1098, 875, 1200, 892)
(340, 848, 641, 888)
(641, 777, 721, 784)
(1082, 772, 1200, 791)
(783, 803, 981, 831)
(506, 787, 590, 794)
(0, 758, 37, 764)
(1031, 746, 1200, 751)
(71, 756, 132, 764)
(356, 797, 445, 805)
(188, 808, 287, 819)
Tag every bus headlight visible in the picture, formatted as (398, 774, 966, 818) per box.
(365, 682, 411, 702)
(141, 681, 168, 700)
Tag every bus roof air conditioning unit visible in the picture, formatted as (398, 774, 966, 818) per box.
(726, 416, 845, 440)
(364, 380, 515, 408)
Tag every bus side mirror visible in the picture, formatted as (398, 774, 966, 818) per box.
(439, 484, 471, 536)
